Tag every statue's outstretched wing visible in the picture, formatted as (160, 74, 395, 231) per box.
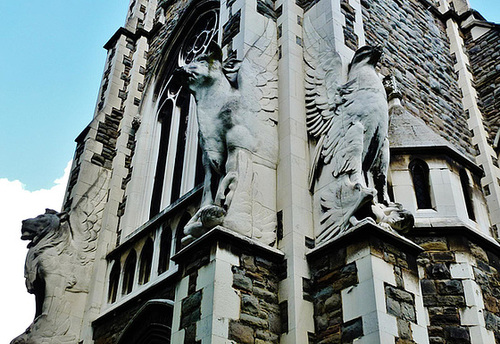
(236, 19, 279, 127)
(303, 17, 344, 187)
(68, 169, 110, 285)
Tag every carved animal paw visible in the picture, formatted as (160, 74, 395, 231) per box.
(182, 205, 226, 246)
(215, 172, 238, 208)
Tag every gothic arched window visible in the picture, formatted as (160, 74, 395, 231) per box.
(122, 250, 137, 295)
(107, 260, 120, 303)
(158, 226, 173, 275)
(138, 239, 154, 285)
(409, 159, 433, 209)
(460, 169, 476, 221)
(149, 8, 219, 218)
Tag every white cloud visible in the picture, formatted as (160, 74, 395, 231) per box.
(0, 160, 72, 343)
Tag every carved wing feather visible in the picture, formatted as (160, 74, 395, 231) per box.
(237, 19, 279, 123)
(69, 169, 111, 267)
(303, 17, 343, 139)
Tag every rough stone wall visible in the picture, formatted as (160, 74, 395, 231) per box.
(308, 247, 361, 343)
(361, 0, 475, 159)
(147, 0, 195, 84)
(229, 253, 283, 344)
(308, 235, 423, 344)
(410, 235, 472, 343)
(467, 241, 500, 342)
(92, 281, 175, 343)
(465, 28, 500, 147)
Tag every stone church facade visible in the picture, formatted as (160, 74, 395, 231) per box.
(11, 0, 500, 343)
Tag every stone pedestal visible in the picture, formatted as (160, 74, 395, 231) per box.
(307, 221, 428, 343)
(408, 226, 500, 344)
(171, 226, 285, 344)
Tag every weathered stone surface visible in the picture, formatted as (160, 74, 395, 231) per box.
(363, 0, 474, 158)
(341, 317, 363, 342)
(229, 321, 255, 344)
(13, 176, 109, 344)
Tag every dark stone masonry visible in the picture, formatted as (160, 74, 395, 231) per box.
(362, 0, 474, 159)
(230, 253, 283, 344)
(465, 27, 500, 147)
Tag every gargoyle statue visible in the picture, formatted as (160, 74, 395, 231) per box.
(177, 20, 278, 245)
(304, 19, 413, 243)
(12, 172, 109, 344)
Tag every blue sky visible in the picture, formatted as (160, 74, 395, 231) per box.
(0, 1, 127, 191)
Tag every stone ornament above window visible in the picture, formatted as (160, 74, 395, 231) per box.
(303, 18, 413, 244)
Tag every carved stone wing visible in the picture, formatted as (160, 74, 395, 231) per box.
(303, 17, 343, 140)
(303, 17, 344, 187)
(68, 169, 110, 284)
(236, 19, 279, 126)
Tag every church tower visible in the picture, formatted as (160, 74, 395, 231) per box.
(12, 0, 500, 343)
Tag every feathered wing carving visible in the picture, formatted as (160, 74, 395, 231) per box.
(303, 18, 344, 187)
(12, 170, 110, 344)
(304, 22, 414, 243)
(232, 19, 279, 166)
(68, 169, 110, 289)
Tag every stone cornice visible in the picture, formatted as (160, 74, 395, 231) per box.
(172, 226, 285, 264)
(306, 220, 424, 261)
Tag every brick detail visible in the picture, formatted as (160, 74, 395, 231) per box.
(92, 108, 124, 169)
(341, 0, 358, 50)
(222, 10, 241, 48)
(309, 247, 360, 343)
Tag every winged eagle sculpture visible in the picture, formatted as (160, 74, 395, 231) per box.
(304, 20, 413, 243)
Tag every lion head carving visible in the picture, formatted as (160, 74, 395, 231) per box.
(21, 209, 69, 247)
(21, 209, 72, 319)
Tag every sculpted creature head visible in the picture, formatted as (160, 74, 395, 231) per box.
(348, 45, 383, 72)
(21, 209, 69, 248)
(178, 42, 241, 91)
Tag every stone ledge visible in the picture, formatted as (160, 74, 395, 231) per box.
(306, 220, 423, 261)
(172, 226, 285, 264)
(408, 224, 500, 254)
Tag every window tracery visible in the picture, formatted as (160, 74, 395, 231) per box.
(150, 9, 219, 218)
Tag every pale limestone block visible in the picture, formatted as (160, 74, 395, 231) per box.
(346, 244, 371, 264)
(411, 323, 430, 344)
(462, 280, 485, 308)
(468, 326, 496, 344)
(196, 314, 212, 342)
(460, 306, 486, 326)
(212, 316, 232, 339)
(342, 280, 376, 322)
(450, 262, 475, 279)
(372, 257, 397, 286)
(198, 263, 217, 289)
(214, 246, 240, 266)
(377, 311, 399, 337)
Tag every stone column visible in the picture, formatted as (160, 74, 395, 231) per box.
(171, 227, 285, 344)
(307, 222, 429, 343)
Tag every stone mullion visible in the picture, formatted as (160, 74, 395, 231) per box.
(276, 0, 315, 343)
